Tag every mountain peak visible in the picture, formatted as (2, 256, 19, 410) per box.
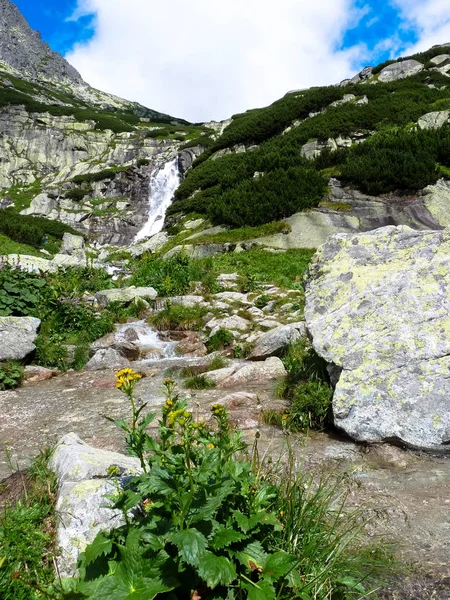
(0, 0, 84, 86)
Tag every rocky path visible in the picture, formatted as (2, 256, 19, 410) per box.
(1, 360, 450, 597)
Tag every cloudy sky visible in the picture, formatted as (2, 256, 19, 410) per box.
(14, 0, 450, 122)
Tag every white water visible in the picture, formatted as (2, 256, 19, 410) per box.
(116, 321, 178, 359)
(135, 158, 181, 242)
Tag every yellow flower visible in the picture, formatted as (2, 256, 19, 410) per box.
(115, 368, 142, 390)
(207, 443, 215, 449)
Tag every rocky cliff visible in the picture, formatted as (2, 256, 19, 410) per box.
(0, 2, 214, 245)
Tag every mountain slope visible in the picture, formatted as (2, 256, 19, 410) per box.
(170, 46, 450, 230)
(0, 1, 214, 245)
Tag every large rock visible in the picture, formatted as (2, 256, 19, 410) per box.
(417, 111, 450, 130)
(248, 322, 306, 360)
(95, 286, 157, 308)
(218, 357, 287, 388)
(0, 316, 40, 361)
(423, 179, 450, 227)
(304, 225, 450, 450)
(129, 231, 169, 257)
(85, 348, 130, 371)
(60, 232, 86, 261)
(378, 59, 424, 82)
(49, 433, 142, 576)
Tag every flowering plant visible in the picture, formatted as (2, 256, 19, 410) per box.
(70, 377, 302, 599)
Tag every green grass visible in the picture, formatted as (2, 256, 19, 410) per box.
(0, 179, 42, 212)
(148, 303, 208, 331)
(183, 374, 216, 389)
(318, 201, 353, 212)
(197, 248, 316, 290)
(0, 448, 57, 599)
(0, 234, 42, 256)
(191, 221, 291, 245)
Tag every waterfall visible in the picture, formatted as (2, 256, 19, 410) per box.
(135, 157, 181, 242)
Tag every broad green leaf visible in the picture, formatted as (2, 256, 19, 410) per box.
(233, 510, 250, 532)
(263, 551, 298, 582)
(188, 493, 227, 525)
(91, 574, 174, 600)
(242, 580, 276, 600)
(198, 551, 237, 589)
(234, 541, 266, 572)
(85, 533, 113, 566)
(210, 526, 248, 550)
(169, 528, 207, 566)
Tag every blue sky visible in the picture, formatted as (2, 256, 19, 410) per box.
(14, 0, 95, 54)
(10, 0, 450, 121)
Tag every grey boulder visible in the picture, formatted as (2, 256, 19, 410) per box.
(95, 286, 157, 308)
(49, 433, 142, 577)
(378, 59, 423, 82)
(85, 348, 130, 370)
(304, 225, 450, 450)
(248, 322, 306, 360)
(0, 316, 40, 361)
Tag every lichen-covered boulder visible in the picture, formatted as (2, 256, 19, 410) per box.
(49, 433, 142, 577)
(304, 225, 450, 450)
(0, 316, 40, 361)
(95, 286, 157, 308)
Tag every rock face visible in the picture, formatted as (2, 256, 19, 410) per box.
(378, 59, 424, 82)
(304, 225, 450, 450)
(0, 316, 40, 361)
(49, 433, 142, 576)
(0, 0, 83, 86)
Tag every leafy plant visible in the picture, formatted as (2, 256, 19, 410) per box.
(34, 334, 69, 371)
(207, 328, 234, 352)
(272, 340, 333, 432)
(0, 361, 23, 390)
(58, 376, 394, 599)
(0, 263, 47, 316)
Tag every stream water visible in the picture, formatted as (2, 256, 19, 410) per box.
(135, 158, 181, 242)
(115, 321, 178, 359)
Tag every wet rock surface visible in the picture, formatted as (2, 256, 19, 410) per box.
(1, 366, 450, 594)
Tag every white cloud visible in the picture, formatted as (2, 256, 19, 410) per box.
(66, 0, 367, 123)
(390, 0, 450, 54)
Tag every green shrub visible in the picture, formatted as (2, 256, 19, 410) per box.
(65, 188, 91, 201)
(149, 302, 207, 331)
(284, 381, 333, 431)
(130, 253, 193, 296)
(34, 334, 69, 370)
(207, 328, 234, 352)
(0, 361, 23, 390)
(71, 167, 127, 184)
(272, 340, 333, 431)
(340, 127, 444, 194)
(0, 210, 79, 249)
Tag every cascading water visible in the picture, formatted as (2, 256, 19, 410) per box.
(134, 157, 181, 242)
